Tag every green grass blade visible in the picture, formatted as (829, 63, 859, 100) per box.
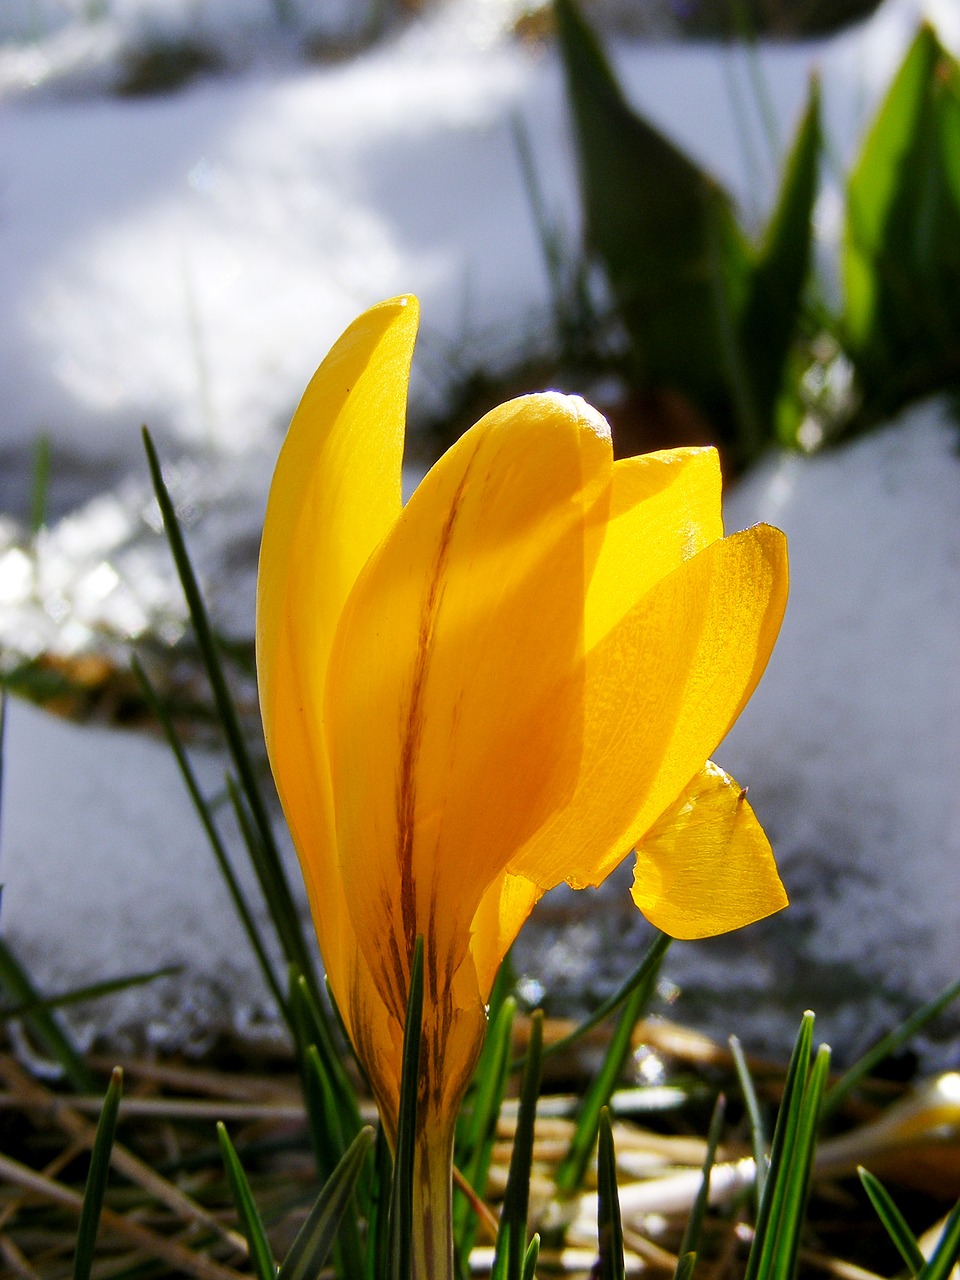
(0, 964, 179, 1021)
(388, 936, 424, 1280)
(277, 1125, 375, 1280)
(770, 1044, 831, 1280)
(455, 996, 516, 1268)
(133, 657, 289, 1021)
(142, 428, 324, 1008)
(823, 972, 960, 1116)
(674, 1254, 698, 1280)
(521, 1234, 540, 1280)
(676, 1093, 726, 1266)
(555, 950, 663, 1196)
(365, 1126, 393, 1280)
(743, 1012, 814, 1280)
(730, 1036, 767, 1210)
(528, 931, 670, 1068)
(857, 1167, 925, 1272)
(596, 1108, 625, 1280)
(0, 935, 95, 1093)
(290, 972, 362, 1152)
(493, 1009, 544, 1280)
(918, 1200, 960, 1280)
(217, 1122, 277, 1280)
(73, 1066, 123, 1280)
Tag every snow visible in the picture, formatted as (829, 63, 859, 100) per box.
(0, 0, 959, 1061)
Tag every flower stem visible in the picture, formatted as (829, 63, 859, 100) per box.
(412, 1124, 455, 1280)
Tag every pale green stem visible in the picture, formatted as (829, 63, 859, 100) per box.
(412, 1122, 455, 1280)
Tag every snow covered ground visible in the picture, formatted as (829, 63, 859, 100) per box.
(1, 0, 959, 1061)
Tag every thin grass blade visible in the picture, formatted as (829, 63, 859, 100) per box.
(0, 935, 95, 1093)
(493, 1009, 544, 1280)
(142, 428, 324, 1009)
(73, 1066, 123, 1280)
(676, 1093, 726, 1267)
(555, 950, 663, 1195)
(387, 936, 424, 1280)
(770, 1043, 831, 1280)
(824, 971, 960, 1116)
(730, 1036, 767, 1210)
(917, 1199, 960, 1280)
(455, 996, 516, 1268)
(0, 964, 179, 1021)
(857, 1167, 924, 1272)
(277, 1125, 375, 1280)
(529, 932, 670, 1068)
(596, 1108, 625, 1280)
(365, 1126, 393, 1280)
(521, 1234, 540, 1280)
(133, 656, 288, 1020)
(217, 1122, 276, 1280)
(743, 1012, 815, 1280)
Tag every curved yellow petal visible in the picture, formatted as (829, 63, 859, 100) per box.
(510, 523, 788, 892)
(327, 392, 614, 1028)
(255, 296, 419, 1119)
(469, 871, 543, 1002)
(630, 760, 788, 938)
(584, 446, 723, 650)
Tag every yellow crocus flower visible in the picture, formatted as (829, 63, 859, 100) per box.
(257, 295, 788, 1277)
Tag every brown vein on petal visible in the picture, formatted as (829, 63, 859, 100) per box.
(395, 462, 472, 974)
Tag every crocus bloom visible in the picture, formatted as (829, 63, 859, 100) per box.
(257, 296, 787, 1277)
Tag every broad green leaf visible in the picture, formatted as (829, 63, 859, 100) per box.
(553, 0, 745, 425)
(738, 78, 821, 451)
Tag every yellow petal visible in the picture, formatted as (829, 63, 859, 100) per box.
(584, 446, 723, 650)
(469, 871, 543, 1002)
(327, 392, 614, 1026)
(510, 523, 788, 891)
(255, 296, 419, 1121)
(631, 760, 788, 938)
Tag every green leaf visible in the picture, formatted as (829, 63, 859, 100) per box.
(277, 1125, 375, 1280)
(387, 936, 424, 1280)
(0, 934, 95, 1093)
(770, 1044, 830, 1280)
(918, 1198, 960, 1280)
(738, 78, 821, 450)
(676, 1093, 726, 1266)
(857, 1167, 925, 1272)
(843, 26, 960, 417)
(217, 1122, 277, 1280)
(365, 1126, 393, 1280)
(0, 963, 179, 1022)
(521, 1233, 540, 1280)
(823, 970, 960, 1117)
(744, 1012, 815, 1280)
(555, 943, 663, 1196)
(133, 657, 288, 1022)
(553, 0, 744, 425)
(73, 1066, 123, 1280)
(730, 1035, 767, 1210)
(530, 931, 670, 1069)
(492, 1009, 544, 1280)
(596, 1109, 625, 1280)
(455, 996, 517, 1268)
(142, 428, 325, 1014)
